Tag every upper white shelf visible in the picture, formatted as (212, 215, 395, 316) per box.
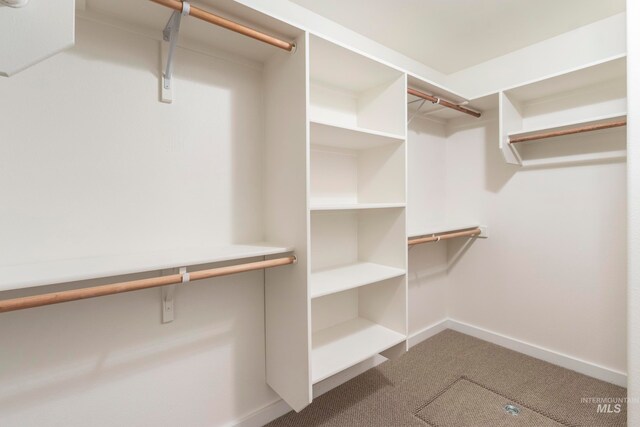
(310, 120, 404, 150)
(309, 35, 403, 93)
(309, 35, 406, 137)
(505, 56, 626, 103)
(310, 262, 405, 299)
(0, 243, 291, 292)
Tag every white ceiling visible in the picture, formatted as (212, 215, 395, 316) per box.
(289, 0, 625, 74)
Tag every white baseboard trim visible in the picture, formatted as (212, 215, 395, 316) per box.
(230, 398, 291, 427)
(447, 319, 628, 388)
(231, 356, 387, 427)
(233, 318, 627, 426)
(408, 319, 449, 348)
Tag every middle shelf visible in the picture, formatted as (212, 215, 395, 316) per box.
(310, 262, 406, 299)
(310, 121, 406, 207)
(310, 209, 406, 275)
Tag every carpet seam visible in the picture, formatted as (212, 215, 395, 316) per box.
(412, 375, 576, 427)
(460, 376, 576, 427)
(413, 376, 465, 414)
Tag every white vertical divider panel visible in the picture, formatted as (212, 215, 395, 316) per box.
(498, 92, 523, 165)
(386, 73, 409, 357)
(264, 32, 312, 412)
(360, 74, 408, 359)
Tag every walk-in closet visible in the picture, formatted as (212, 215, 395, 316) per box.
(1, 0, 638, 426)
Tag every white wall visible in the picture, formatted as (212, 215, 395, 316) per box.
(0, 21, 265, 267)
(407, 118, 449, 334)
(0, 19, 283, 427)
(444, 115, 627, 375)
(627, 0, 639, 422)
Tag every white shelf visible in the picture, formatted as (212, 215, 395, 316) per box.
(0, 243, 292, 292)
(309, 36, 402, 93)
(310, 262, 406, 299)
(499, 56, 627, 166)
(508, 112, 627, 141)
(310, 202, 405, 211)
(312, 317, 405, 383)
(309, 35, 406, 137)
(505, 56, 626, 102)
(520, 150, 627, 168)
(310, 120, 405, 149)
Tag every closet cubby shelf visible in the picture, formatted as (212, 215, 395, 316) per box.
(310, 120, 405, 149)
(0, 243, 292, 292)
(310, 140, 406, 206)
(309, 35, 406, 137)
(310, 202, 406, 211)
(311, 317, 406, 383)
(310, 262, 406, 299)
(499, 56, 627, 165)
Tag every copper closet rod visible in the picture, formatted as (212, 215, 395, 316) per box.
(408, 228, 481, 246)
(149, 0, 295, 52)
(0, 256, 296, 313)
(408, 87, 481, 118)
(509, 119, 627, 144)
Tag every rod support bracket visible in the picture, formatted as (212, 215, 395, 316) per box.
(160, 2, 189, 103)
(161, 283, 176, 323)
(161, 266, 186, 323)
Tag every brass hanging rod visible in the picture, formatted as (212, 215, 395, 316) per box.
(407, 87, 481, 118)
(408, 228, 482, 246)
(149, 0, 295, 52)
(0, 256, 296, 313)
(509, 119, 627, 144)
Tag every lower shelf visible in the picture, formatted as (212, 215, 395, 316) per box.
(312, 317, 406, 383)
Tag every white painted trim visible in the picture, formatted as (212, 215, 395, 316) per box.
(233, 318, 627, 426)
(230, 356, 386, 427)
(228, 398, 291, 427)
(408, 319, 449, 348)
(447, 319, 627, 388)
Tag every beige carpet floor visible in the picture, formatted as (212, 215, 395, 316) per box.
(267, 330, 626, 426)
